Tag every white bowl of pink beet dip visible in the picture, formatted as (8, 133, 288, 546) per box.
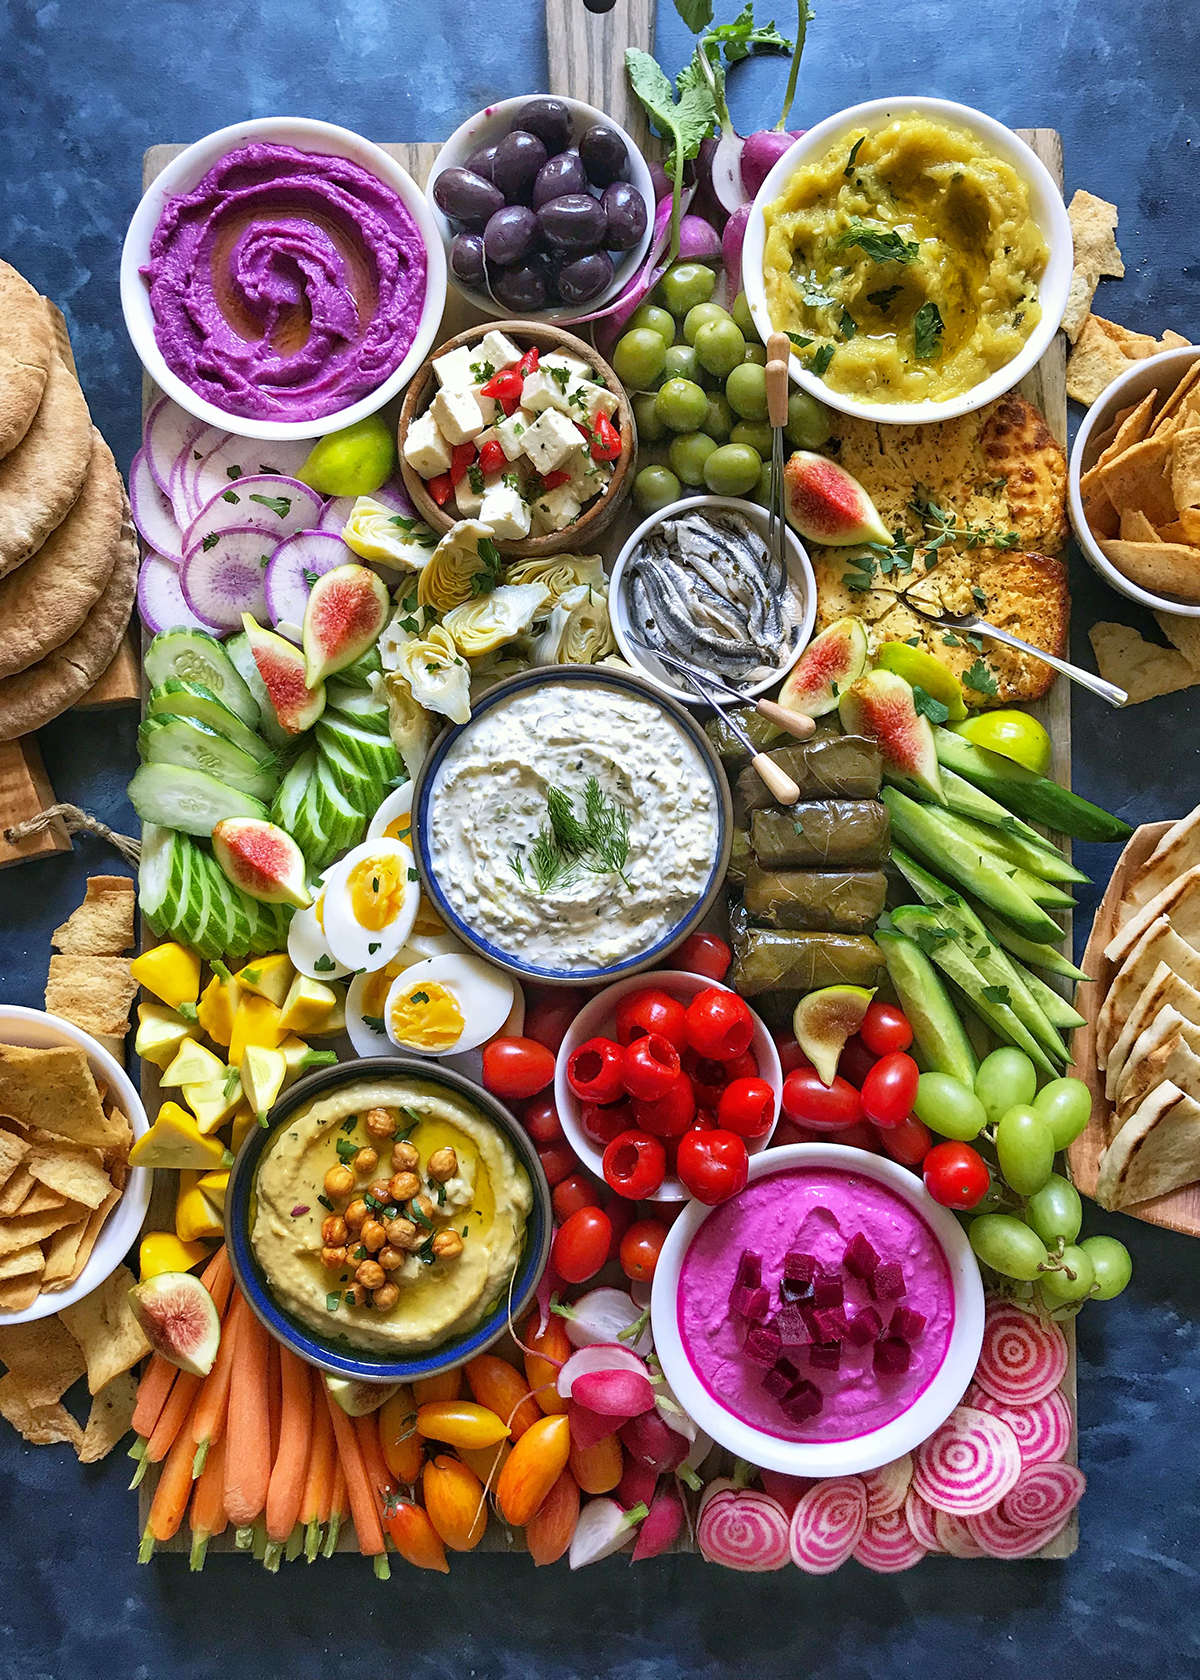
(651, 1144, 984, 1477)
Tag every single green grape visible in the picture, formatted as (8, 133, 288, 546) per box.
(750, 462, 772, 504)
(669, 431, 718, 486)
(663, 343, 701, 385)
(1033, 1077, 1092, 1150)
(995, 1104, 1055, 1196)
(1024, 1172, 1082, 1246)
(683, 301, 730, 344)
(912, 1071, 987, 1141)
(633, 464, 683, 515)
(975, 1047, 1037, 1125)
(613, 328, 668, 392)
(660, 262, 716, 316)
(731, 291, 761, 343)
(627, 303, 676, 345)
(703, 443, 762, 497)
(1039, 1244, 1096, 1304)
(785, 389, 833, 449)
(969, 1213, 1049, 1281)
(702, 393, 735, 444)
(1079, 1234, 1132, 1300)
(655, 377, 710, 433)
(632, 391, 667, 444)
(725, 360, 769, 421)
(742, 343, 768, 366)
(694, 319, 747, 378)
(729, 420, 774, 456)
(973, 1178, 1013, 1216)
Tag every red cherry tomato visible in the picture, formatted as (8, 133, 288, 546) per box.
(524, 993, 582, 1056)
(877, 1114, 932, 1168)
(676, 1128, 749, 1206)
(717, 1077, 775, 1139)
(690, 1107, 718, 1132)
(780, 1067, 863, 1132)
(537, 1142, 578, 1187)
(633, 1071, 696, 1138)
(514, 346, 539, 377)
(540, 468, 572, 491)
(615, 988, 688, 1051)
(449, 441, 476, 484)
(859, 1001, 914, 1057)
(566, 1037, 626, 1104)
(619, 1218, 670, 1282)
(860, 1051, 920, 1130)
(476, 438, 506, 477)
(552, 1206, 613, 1283)
(602, 1130, 666, 1200)
(923, 1141, 990, 1209)
(685, 988, 754, 1061)
(837, 1033, 877, 1090)
(681, 1049, 727, 1111)
(825, 1120, 881, 1152)
(673, 932, 732, 983)
(522, 1093, 564, 1146)
(580, 1099, 634, 1146)
(772, 1033, 812, 1076)
(482, 1036, 556, 1101)
(590, 411, 622, 462)
(480, 367, 523, 404)
(426, 472, 453, 506)
(621, 1033, 682, 1101)
(603, 1194, 635, 1259)
(722, 1050, 758, 1083)
(552, 1172, 601, 1222)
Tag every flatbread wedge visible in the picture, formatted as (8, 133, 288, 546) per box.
(1097, 916, 1200, 1065)
(1107, 866, 1200, 961)
(1105, 963, 1200, 1100)
(1097, 1081, 1200, 1208)
(1115, 1031, 1200, 1124)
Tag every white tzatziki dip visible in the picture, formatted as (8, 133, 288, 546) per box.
(426, 681, 720, 972)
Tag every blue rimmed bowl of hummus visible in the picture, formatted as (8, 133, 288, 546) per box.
(121, 117, 447, 440)
(226, 1057, 551, 1382)
(413, 665, 733, 985)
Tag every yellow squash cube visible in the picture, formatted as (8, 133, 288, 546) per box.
(196, 1169, 230, 1213)
(129, 1102, 231, 1171)
(196, 970, 241, 1048)
(160, 1039, 225, 1088)
(130, 942, 202, 1013)
(133, 1004, 194, 1070)
(304, 984, 346, 1037)
(278, 973, 337, 1035)
(236, 951, 295, 1008)
(139, 1231, 212, 1281)
(175, 1182, 224, 1245)
(240, 1045, 288, 1120)
(228, 994, 286, 1066)
(182, 1075, 243, 1135)
(229, 1101, 259, 1155)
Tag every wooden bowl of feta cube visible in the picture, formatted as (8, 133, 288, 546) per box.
(397, 320, 634, 557)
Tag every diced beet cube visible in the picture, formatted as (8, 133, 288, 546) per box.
(762, 1355, 801, 1398)
(800, 1304, 823, 1341)
(843, 1231, 880, 1277)
(736, 1250, 763, 1291)
(873, 1336, 912, 1376)
(869, 1261, 905, 1301)
(780, 1277, 810, 1304)
(889, 1306, 927, 1341)
(781, 1380, 823, 1421)
(812, 1306, 847, 1342)
(845, 1306, 883, 1347)
(731, 1284, 770, 1320)
(783, 1250, 816, 1287)
(776, 1304, 812, 1346)
(809, 1340, 842, 1370)
(812, 1271, 844, 1308)
(744, 1322, 782, 1367)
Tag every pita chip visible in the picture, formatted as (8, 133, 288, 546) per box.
(1135, 806, 1200, 891)
(1097, 435, 1178, 524)
(1096, 541, 1200, 604)
(0, 1045, 123, 1149)
(1097, 1081, 1200, 1208)
(63, 1187, 121, 1288)
(78, 1369, 137, 1463)
(39, 1217, 88, 1289)
(44, 955, 136, 1040)
(1156, 610, 1200, 670)
(50, 875, 135, 957)
(0, 1164, 37, 1218)
(0, 1127, 29, 1192)
(1068, 191, 1124, 278)
(0, 1373, 83, 1447)
(0, 1314, 86, 1405)
(1098, 393, 1157, 464)
(0, 1246, 45, 1282)
(1171, 427, 1200, 510)
(11, 1181, 66, 1216)
(1067, 313, 1136, 405)
(1078, 463, 1120, 538)
(0, 1203, 86, 1256)
(1114, 1005, 1200, 1108)
(1105, 963, 1200, 1099)
(1108, 865, 1200, 959)
(59, 1264, 148, 1393)
(1150, 362, 1200, 438)
(24, 1137, 112, 1211)
(1088, 623, 1199, 705)
(1116, 1031, 1200, 1124)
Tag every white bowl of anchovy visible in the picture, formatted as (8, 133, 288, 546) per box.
(610, 496, 817, 707)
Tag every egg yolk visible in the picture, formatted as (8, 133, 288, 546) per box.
(389, 980, 464, 1052)
(412, 895, 446, 939)
(361, 963, 403, 1019)
(314, 893, 326, 929)
(348, 854, 408, 931)
(384, 812, 412, 845)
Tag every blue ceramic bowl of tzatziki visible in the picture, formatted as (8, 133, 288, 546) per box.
(412, 665, 733, 985)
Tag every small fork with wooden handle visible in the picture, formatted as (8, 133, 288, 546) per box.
(765, 331, 793, 580)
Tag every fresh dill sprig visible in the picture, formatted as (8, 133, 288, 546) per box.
(509, 776, 632, 894)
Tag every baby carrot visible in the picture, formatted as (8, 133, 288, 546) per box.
(301, 1385, 336, 1562)
(267, 1336, 282, 1464)
(139, 1390, 202, 1562)
(326, 1387, 387, 1568)
(322, 1459, 348, 1558)
(264, 1348, 313, 1569)
(204, 1245, 233, 1319)
(146, 1370, 203, 1465)
(222, 1304, 272, 1539)
(189, 1288, 244, 1476)
(354, 1409, 395, 1512)
(188, 1432, 229, 1572)
(132, 1356, 178, 1442)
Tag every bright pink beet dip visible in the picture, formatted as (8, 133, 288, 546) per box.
(678, 1166, 954, 1443)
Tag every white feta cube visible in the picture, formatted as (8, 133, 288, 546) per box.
(431, 344, 479, 392)
(402, 410, 452, 479)
(531, 483, 583, 534)
(430, 387, 486, 446)
(477, 330, 523, 373)
(520, 368, 575, 417)
(521, 407, 586, 475)
(540, 351, 593, 382)
(474, 425, 503, 451)
(495, 409, 536, 462)
(479, 483, 532, 540)
(566, 453, 613, 502)
(568, 377, 621, 425)
(453, 466, 486, 518)
(470, 384, 501, 426)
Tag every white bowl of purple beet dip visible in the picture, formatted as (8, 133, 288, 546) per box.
(121, 117, 446, 440)
(651, 1143, 984, 1476)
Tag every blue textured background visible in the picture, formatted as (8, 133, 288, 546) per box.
(2, 2, 1199, 1675)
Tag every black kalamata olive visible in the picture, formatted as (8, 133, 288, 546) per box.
(515, 97, 573, 155)
(490, 260, 548, 312)
(532, 150, 589, 210)
(579, 124, 628, 187)
(433, 166, 504, 231)
(464, 143, 499, 183)
(556, 250, 614, 304)
(600, 180, 648, 250)
(449, 232, 487, 288)
(537, 192, 608, 251)
(491, 130, 548, 204)
(483, 203, 538, 267)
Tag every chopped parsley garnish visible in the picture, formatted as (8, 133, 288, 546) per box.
(248, 493, 291, 519)
(326, 1292, 341, 1312)
(470, 535, 504, 598)
(368, 942, 380, 956)
(201, 532, 220, 551)
(400, 1107, 423, 1127)
(866, 284, 903, 312)
(810, 344, 835, 377)
(972, 585, 988, 610)
(409, 990, 430, 1005)
(913, 923, 951, 958)
(317, 1194, 333, 1212)
(390, 516, 437, 549)
(839, 308, 857, 340)
(467, 464, 484, 495)
(941, 632, 962, 647)
(913, 300, 945, 359)
(435, 1181, 446, 1206)
(836, 223, 920, 265)
(407, 867, 419, 882)
(963, 658, 1000, 697)
(363, 1015, 387, 1035)
(335, 1136, 359, 1163)
(409, 1200, 434, 1231)
(844, 136, 865, 176)
(341, 1118, 357, 1134)
(981, 984, 1013, 1008)
(911, 685, 950, 725)
(221, 489, 239, 504)
(303, 569, 320, 586)
(550, 365, 572, 392)
(313, 954, 335, 973)
(225, 465, 243, 481)
(470, 359, 495, 383)
(786, 332, 813, 350)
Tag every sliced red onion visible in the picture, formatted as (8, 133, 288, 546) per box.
(966, 1501, 1074, 1559)
(698, 1480, 790, 1572)
(570, 1367, 655, 1419)
(904, 1488, 945, 1553)
(967, 1386, 1071, 1467)
(722, 204, 751, 304)
(934, 1508, 985, 1558)
(912, 1406, 1022, 1516)
(860, 1452, 913, 1520)
(568, 1496, 644, 1569)
(179, 524, 272, 632)
(631, 1486, 683, 1561)
(184, 476, 325, 557)
(740, 130, 802, 198)
(130, 448, 183, 564)
(143, 394, 204, 497)
(975, 1303, 1069, 1406)
(137, 551, 214, 636)
(264, 530, 354, 638)
(1000, 1462, 1085, 1531)
(852, 1508, 927, 1573)
(788, 1477, 867, 1574)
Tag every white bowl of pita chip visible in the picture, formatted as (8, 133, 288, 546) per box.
(0, 1007, 149, 1324)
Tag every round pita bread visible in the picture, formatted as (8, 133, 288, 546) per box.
(0, 510, 137, 741)
(0, 432, 125, 680)
(0, 264, 54, 460)
(0, 355, 93, 581)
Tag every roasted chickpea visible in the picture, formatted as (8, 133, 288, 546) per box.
(345, 1283, 370, 1307)
(372, 1281, 401, 1311)
(389, 1171, 421, 1203)
(377, 1244, 405, 1271)
(344, 1198, 369, 1231)
(384, 1217, 423, 1252)
(431, 1230, 464, 1260)
(323, 1165, 355, 1200)
(361, 1218, 387, 1253)
(355, 1148, 379, 1176)
(355, 1259, 386, 1291)
(427, 1146, 458, 1183)
(365, 1107, 397, 1140)
(365, 1180, 391, 1205)
(414, 1193, 436, 1225)
(392, 1140, 420, 1172)
(321, 1215, 348, 1246)
(320, 1245, 348, 1270)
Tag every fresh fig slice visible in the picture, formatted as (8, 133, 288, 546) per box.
(839, 669, 944, 801)
(137, 553, 215, 636)
(212, 817, 313, 908)
(180, 525, 273, 632)
(190, 434, 312, 518)
(302, 563, 390, 687)
(184, 476, 326, 557)
(130, 448, 184, 564)
(783, 451, 891, 547)
(265, 530, 356, 637)
(128, 1271, 221, 1377)
(242, 613, 327, 735)
(793, 984, 876, 1085)
(324, 1375, 402, 1416)
(779, 617, 869, 718)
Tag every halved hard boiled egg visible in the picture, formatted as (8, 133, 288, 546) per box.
(346, 962, 404, 1057)
(384, 954, 515, 1057)
(368, 782, 414, 845)
(321, 838, 420, 972)
(286, 883, 352, 981)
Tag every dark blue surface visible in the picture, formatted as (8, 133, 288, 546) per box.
(2, 2, 1200, 1676)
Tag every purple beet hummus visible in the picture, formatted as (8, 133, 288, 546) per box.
(143, 141, 428, 423)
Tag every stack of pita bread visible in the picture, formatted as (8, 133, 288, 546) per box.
(1096, 806, 1200, 1208)
(0, 259, 137, 742)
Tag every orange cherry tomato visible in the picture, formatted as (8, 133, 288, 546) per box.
(422, 1454, 487, 1551)
(522, 1310, 571, 1415)
(413, 1369, 463, 1405)
(415, 1401, 510, 1449)
(378, 1386, 422, 1483)
(464, 1353, 541, 1439)
(495, 1413, 572, 1527)
(458, 1438, 512, 1486)
(382, 1496, 450, 1572)
(525, 1467, 580, 1566)
(568, 1430, 623, 1495)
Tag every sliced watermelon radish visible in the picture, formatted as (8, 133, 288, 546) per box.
(180, 525, 273, 632)
(975, 1302, 1068, 1406)
(912, 1405, 1022, 1516)
(130, 448, 183, 564)
(934, 1508, 985, 1558)
(185, 476, 325, 556)
(860, 1452, 913, 1519)
(1000, 1461, 1085, 1530)
(143, 395, 204, 496)
(966, 1386, 1071, 1467)
(137, 552, 215, 636)
(788, 1476, 867, 1574)
(696, 1481, 790, 1572)
(557, 1342, 648, 1401)
(852, 1508, 927, 1573)
(170, 423, 226, 526)
(191, 435, 312, 516)
(317, 496, 358, 534)
(317, 480, 417, 535)
(264, 530, 357, 637)
(903, 1488, 945, 1553)
(966, 1501, 1073, 1559)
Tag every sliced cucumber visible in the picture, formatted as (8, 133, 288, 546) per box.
(314, 723, 382, 804)
(1019, 966, 1086, 1032)
(128, 763, 269, 837)
(147, 680, 276, 764)
(932, 805, 1088, 886)
(137, 823, 172, 929)
(334, 645, 383, 689)
(291, 773, 338, 874)
(171, 835, 215, 957)
(143, 630, 259, 728)
(139, 715, 280, 803)
(317, 714, 401, 782)
(326, 684, 390, 732)
(891, 766, 1052, 850)
(312, 755, 367, 854)
(932, 728, 1133, 843)
(196, 844, 239, 958)
(225, 631, 291, 749)
(271, 749, 316, 837)
(876, 925, 978, 1085)
(970, 904, 1089, 983)
(249, 900, 294, 958)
